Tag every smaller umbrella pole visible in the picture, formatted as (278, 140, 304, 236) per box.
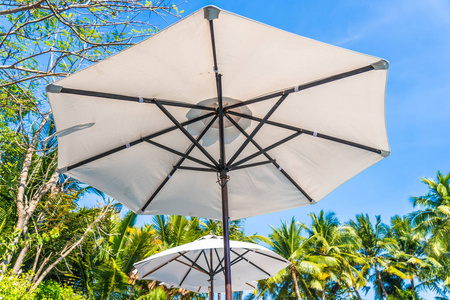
(210, 248, 214, 300)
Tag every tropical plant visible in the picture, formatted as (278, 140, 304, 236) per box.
(267, 217, 317, 300)
(386, 216, 431, 294)
(35, 279, 86, 300)
(306, 211, 361, 300)
(0, 0, 185, 295)
(409, 171, 450, 296)
(347, 214, 392, 299)
(153, 215, 203, 248)
(410, 172, 450, 257)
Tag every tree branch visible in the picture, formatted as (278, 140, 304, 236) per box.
(0, 0, 45, 15)
(30, 202, 113, 290)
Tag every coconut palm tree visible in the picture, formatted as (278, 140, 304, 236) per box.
(153, 215, 203, 248)
(336, 225, 369, 300)
(306, 211, 360, 300)
(410, 172, 450, 256)
(386, 215, 432, 294)
(347, 214, 393, 299)
(268, 217, 319, 300)
(409, 172, 450, 295)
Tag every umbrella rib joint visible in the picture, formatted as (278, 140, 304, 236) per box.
(153, 99, 219, 168)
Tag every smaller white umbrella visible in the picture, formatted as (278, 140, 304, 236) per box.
(133, 235, 289, 296)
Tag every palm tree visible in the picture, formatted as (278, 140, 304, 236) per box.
(153, 215, 203, 248)
(409, 172, 450, 297)
(268, 217, 319, 300)
(386, 215, 432, 294)
(94, 211, 138, 299)
(410, 172, 450, 256)
(335, 225, 369, 300)
(347, 214, 392, 299)
(306, 211, 361, 300)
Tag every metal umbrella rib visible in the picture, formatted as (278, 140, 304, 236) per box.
(226, 111, 386, 155)
(154, 100, 219, 168)
(179, 251, 208, 286)
(225, 63, 380, 111)
(230, 249, 271, 277)
(62, 112, 216, 172)
(229, 132, 303, 169)
(227, 93, 289, 166)
(59, 87, 216, 111)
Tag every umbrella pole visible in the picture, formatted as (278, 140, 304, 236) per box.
(206, 7, 232, 298)
(216, 72, 232, 300)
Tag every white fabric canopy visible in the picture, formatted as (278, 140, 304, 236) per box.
(133, 235, 289, 292)
(48, 6, 390, 220)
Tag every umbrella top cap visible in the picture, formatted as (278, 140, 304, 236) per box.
(203, 6, 221, 20)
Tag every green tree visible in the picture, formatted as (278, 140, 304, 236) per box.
(347, 214, 392, 299)
(35, 279, 85, 300)
(268, 217, 318, 300)
(410, 172, 450, 257)
(386, 215, 432, 297)
(1, 0, 181, 89)
(306, 211, 359, 300)
(0, 0, 184, 295)
(153, 215, 203, 248)
(410, 172, 450, 296)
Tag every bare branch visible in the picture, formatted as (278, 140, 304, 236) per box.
(0, 0, 45, 15)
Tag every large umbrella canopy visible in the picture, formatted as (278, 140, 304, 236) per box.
(48, 6, 390, 298)
(47, 6, 390, 221)
(133, 235, 289, 293)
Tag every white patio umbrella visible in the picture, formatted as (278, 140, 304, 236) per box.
(133, 235, 289, 297)
(47, 6, 390, 299)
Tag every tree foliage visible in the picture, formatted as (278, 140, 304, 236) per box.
(1, 0, 182, 89)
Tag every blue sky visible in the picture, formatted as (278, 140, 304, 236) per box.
(128, 0, 450, 298)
